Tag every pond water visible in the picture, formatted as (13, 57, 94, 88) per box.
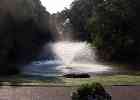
(21, 41, 140, 77)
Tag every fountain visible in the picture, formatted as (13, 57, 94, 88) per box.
(21, 13, 112, 77)
(21, 40, 112, 77)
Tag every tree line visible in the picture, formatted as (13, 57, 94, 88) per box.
(60, 0, 140, 62)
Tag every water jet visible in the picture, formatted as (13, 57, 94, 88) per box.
(21, 41, 112, 77)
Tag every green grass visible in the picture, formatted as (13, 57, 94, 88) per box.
(62, 75, 140, 86)
(0, 75, 140, 86)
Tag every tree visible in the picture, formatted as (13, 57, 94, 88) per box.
(68, 0, 95, 40)
(68, 0, 140, 62)
(0, 0, 52, 75)
(89, 0, 140, 61)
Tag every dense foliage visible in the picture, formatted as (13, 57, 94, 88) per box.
(68, 0, 95, 40)
(68, 0, 140, 62)
(72, 82, 111, 100)
(0, 0, 52, 75)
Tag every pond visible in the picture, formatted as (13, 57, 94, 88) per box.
(21, 41, 140, 78)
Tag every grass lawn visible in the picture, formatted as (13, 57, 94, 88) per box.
(63, 75, 140, 86)
(0, 75, 140, 86)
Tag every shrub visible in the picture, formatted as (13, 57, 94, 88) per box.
(72, 82, 111, 100)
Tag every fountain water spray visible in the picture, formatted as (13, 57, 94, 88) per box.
(21, 18, 112, 76)
(51, 41, 88, 65)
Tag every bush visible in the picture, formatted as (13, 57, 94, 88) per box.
(72, 82, 111, 100)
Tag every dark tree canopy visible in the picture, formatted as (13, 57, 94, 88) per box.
(68, 0, 140, 62)
(0, 0, 52, 75)
(67, 0, 95, 40)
